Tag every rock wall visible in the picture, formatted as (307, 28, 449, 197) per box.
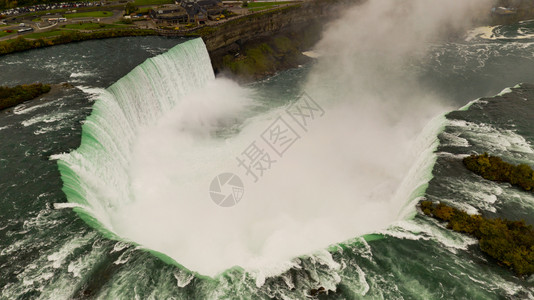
(193, 0, 355, 79)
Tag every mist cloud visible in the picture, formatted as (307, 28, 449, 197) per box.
(108, 0, 493, 278)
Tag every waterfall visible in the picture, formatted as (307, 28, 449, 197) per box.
(58, 38, 214, 236)
(57, 37, 446, 278)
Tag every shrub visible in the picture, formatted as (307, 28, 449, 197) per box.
(463, 153, 534, 191)
(0, 29, 157, 56)
(0, 83, 51, 110)
(419, 201, 534, 276)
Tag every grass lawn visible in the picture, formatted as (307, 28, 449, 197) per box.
(26, 8, 67, 18)
(65, 11, 113, 19)
(23, 30, 64, 39)
(247, 1, 295, 11)
(0, 30, 15, 38)
(61, 23, 125, 30)
(133, 0, 173, 6)
(138, 7, 152, 13)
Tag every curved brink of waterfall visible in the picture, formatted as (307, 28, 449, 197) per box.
(57, 38, 444, 278)
(57, 38, 215, 274)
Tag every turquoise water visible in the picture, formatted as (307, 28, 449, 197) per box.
(1, 24, 534, 299)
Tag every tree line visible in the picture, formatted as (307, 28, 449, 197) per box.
(418, 153, 534, 277)
(0, 83, 50, 110)
(463, 153, 534, 191)
(0, 29, 157, 56)
(420, 200, 534, 276)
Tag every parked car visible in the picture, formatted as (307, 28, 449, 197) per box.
(17, 27, 33, 33)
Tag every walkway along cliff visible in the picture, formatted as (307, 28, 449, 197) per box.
(189, 0, 355, 80)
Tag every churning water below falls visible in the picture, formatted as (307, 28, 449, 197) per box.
(2, 19, 534, 299)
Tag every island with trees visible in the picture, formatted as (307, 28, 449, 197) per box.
(463, 153, 534, 191)
(0, 82, 50, 110)
(420, 200, 534, 276)
(419, 153, 534, 277)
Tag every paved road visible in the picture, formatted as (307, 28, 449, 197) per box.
(0, 1, 304, 42)
(0, 9, 124, 42)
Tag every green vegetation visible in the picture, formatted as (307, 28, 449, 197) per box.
(420, 200, 534, 276)
(0, 30, 14, 37)
(61, 23, 125, 30)
(463, 153, 534, 191)
(220, 35, 302, 80)
(23, 30, 63, 39)
(221, 9, 236, 18)
(24, 8, 67, 18)
(116, 18, 133, 25)
(222, 43, 274, 77)
(0, 83, 50, 110)
(125, 2, 138, 15)
(247, 1, 295, 12)
(65, 11, 112, 19)
(0, 29, 157, 55)
(187, 25, 217, 36)
(133, 0, 172, 5)
(137, 6, 152, 14)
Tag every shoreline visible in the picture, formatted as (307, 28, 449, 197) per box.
(0, 0, 347, 80)
(0, 82, 75, 113)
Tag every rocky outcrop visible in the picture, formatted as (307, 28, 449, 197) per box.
(191, 0, 356, 80)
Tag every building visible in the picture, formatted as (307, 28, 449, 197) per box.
(150, 4, 189, 26)
(181, 0, 223, 24)
(41, 14, 63, 23)
(152, 0, 223, 25)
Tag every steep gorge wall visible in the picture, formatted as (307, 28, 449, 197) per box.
(194, 0, 356, 79)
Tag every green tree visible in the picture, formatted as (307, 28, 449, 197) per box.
(125, 2, 138, 15)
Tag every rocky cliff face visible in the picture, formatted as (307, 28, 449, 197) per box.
(192, 0, 354, 80)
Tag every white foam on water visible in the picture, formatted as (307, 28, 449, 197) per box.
(441, 131, 470, 147)
(465, 26, 498, 41)
(447, 119, 533, 154)
(49, 153, 68, 161)
(302, 51, 321, 58)
(498, 87, 513, 96)
(437, 176, 502, 213)
(53, 202, 84, 209)
(47, 235, 89, 269)
(449, 201, 480, 215)
(458, 98, 482, 111)
(21, 111, 75, 127)
(174, 271, 195, 288)
(33, 120, 74, 135)
(385, 219, 478, 252)
(70, 71, 93, 78)
(76, 85, 107, 101)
